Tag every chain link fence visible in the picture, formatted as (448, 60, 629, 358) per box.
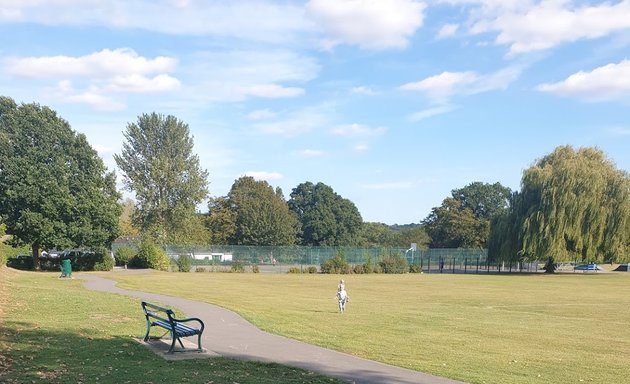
(154, 245, 542, 274)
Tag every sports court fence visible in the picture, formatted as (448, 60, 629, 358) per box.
(158, 245, 542, 274)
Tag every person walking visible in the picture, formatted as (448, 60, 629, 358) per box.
(337, 279, 349, 314)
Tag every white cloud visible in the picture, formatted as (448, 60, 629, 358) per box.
(537, 60, 630, 102)
(92, 144, 117, 155)
(608, 126, 630, 136)
(60, 89, 127, 111)
(306, 0, 426, 49)
(354, 143, 370, 152)
(299, 149, 326, 157)
(444, 0, 630, 54)
(252, 104, 332, 136)
(5, 48, 176, 78)
(243, 171, 283, 181)
(4, 48, 180, 109)
(409, 104, 456, 121)
(1, 1, 312, 44)
(437, 23, 459, 39)
(191, 50, 320, 102)
(247, 109, 277, 120)
(351, 86, 378, 95)
(239, 83, 304, 98)
(400, 67, 520, 101)
(331, 123, 387, 137)
(107, 74, 181, 93)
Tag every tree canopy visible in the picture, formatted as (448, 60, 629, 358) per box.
(209, 176, 298, 245)
(489, 145, 630, 263)
(0, 96, 121, 266)
(288, 182, 363, 246)
(114, 113, 209, 244)
(423, 182, 511, 248)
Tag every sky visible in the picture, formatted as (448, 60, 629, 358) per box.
(1, 0, 629, 225)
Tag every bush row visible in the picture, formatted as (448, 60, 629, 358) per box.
(6, 248, 114, 272)
(320, 252, 419, 274)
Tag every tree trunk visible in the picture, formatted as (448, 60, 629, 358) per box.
(31, 243, 41, 270)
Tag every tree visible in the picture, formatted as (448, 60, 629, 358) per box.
(221, 176, 298, 245)
(0, 96, 121, 268)
(423, 182, 511, 248)
(451, 182, 512, 220)
(424, 197, 488, 248)
(288, 182, 363, 246)
(114, 113, 209, 243)
(206, 196, 237, 245)
(398, 225, 431, 249)
(489, 146, 630, 264)
(360, 222, 402, 247)
(119, 198, 140, 238)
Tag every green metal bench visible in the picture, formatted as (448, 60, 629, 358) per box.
(141, 301, 205, 353)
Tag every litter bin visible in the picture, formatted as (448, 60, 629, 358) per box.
(60, 259, 72, 278)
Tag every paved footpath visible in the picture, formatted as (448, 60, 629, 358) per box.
(80, 273, 466, 384)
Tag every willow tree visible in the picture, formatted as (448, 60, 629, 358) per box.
(114, 113, 209, 244)
(489, 146, 630, 264)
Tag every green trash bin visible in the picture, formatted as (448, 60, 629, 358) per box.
(60, 259, 72, 278)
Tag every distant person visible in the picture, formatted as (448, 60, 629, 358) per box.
(336, 279, 349, 314)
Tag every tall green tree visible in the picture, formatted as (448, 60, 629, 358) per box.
(0, 96, 121, 268)
(288, 182, 363, 246)
(360, 222, 402, 247)
(206, 196, 237, 245)
(114, 113, 209, 244)
(424, 197, 488, 248)
(452, 182, 512, 220)
(490, 146, 630, 264)
(423, 182, 511, 248)
(220, 176, 298, 245)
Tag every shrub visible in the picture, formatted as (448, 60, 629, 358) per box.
(306, 266, 318, 274)
(353, 264, 367, 274)
(409, 264, 422, 273)
(379, 254, 409, 274)
(114, 247, 136, 267)
(93, 252, 115, 271)
(320, 251, 350, 274)
(287, 267, 301, 274)
(6, 255, 33, 270)
(196, 267, 207, 273)
(231, 261, 245, 273)
(176, 254, 193, 272)
(135, 241, 170, 271)
(251, 265, 260, 273)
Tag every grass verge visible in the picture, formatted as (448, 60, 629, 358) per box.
(0, 268, 345, 384)
(108, 270, 630, 384)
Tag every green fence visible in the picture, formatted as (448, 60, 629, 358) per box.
(161, 245, 485, 265)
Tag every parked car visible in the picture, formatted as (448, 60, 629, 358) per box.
(575, 263, 598, 271)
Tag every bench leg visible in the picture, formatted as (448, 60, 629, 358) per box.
(197, 333, 203, 352)
(168, 332, 177, 354)
(143, 323, 151, 342)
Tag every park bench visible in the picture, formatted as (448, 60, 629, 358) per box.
(141, 301, 205, 353)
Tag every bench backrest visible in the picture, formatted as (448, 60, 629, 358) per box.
(141, 301, 177, 326)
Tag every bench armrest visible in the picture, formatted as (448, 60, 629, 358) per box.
(174, 317, 205, 330)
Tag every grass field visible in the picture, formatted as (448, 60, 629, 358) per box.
(0, 268, 345, 384)
(106, 270, 630, 384)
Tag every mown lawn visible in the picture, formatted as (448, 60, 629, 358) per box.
(107, 270, 630, 384)
(0, 268, 345, 384)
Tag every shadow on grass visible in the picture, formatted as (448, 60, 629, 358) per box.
(0, 324, 347, 384)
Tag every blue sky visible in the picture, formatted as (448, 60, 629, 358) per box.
(2, 0, 629, 225)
